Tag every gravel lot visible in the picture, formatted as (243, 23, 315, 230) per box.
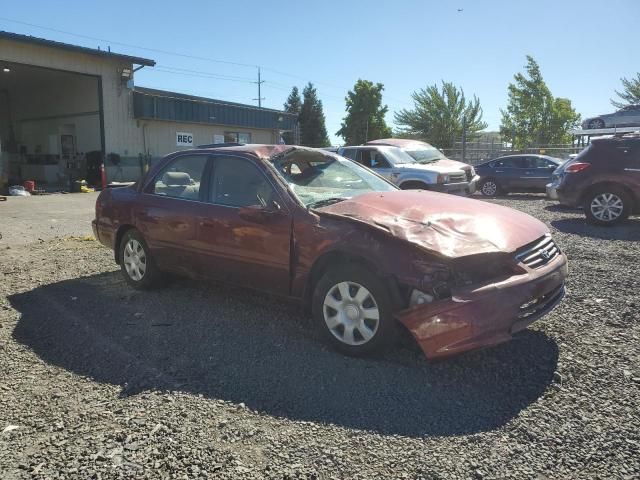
(1, 193, 639, 479)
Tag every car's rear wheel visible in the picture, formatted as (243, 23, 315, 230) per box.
(588, 118, 605, 129)
(480, 179, 500, 197)
(312, 264, 396, 356)
(119, 229, 163, 289)
(584, 187, 630, 226)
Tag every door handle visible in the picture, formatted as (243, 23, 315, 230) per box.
(495, 170, 504, 173)
(199, 220, 216, 228)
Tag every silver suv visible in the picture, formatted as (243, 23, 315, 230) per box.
(338, 145, 477, 195)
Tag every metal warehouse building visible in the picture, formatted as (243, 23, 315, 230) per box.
(0, 31, 297, 190)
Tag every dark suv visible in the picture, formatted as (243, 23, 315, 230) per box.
(556, 134, 640, 225)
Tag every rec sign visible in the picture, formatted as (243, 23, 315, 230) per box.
(176, 132, 194, 147)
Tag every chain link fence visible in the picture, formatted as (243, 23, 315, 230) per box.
(440, 134, 585, 165)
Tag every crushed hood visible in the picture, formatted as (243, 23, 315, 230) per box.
(315, 190, 548, 258)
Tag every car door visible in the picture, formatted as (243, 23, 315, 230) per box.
(621, 142, 640, 192)
(370, 150, 394, 180)
(491, 157, 519, 189)
(135, 154, 209, 276)
(627, 106, 640, 126)
(508, 157, 534, 189)
(529, 157, 558, 189)
(193, 154, 292, 296)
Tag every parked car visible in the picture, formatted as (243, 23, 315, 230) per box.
(475, 154, 563, 197)
(93, 144, 567, 359)
(582, 105, 640, 130)
(365, 138, 478, 194)
(556, 133, 640, 225)
(338, 144, 477, 195)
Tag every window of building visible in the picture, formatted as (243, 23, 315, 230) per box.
(224, 132, 252, 143)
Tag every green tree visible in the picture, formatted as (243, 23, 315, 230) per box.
(612, 73, 640, 108)
(394, 81, 487, 149)
(282, 86, 302, 145)
(336, 79, 392, 145)
(500, 56, 580, 149)
(299, 83, 330, 148)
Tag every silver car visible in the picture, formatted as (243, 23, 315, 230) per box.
(582, 105, 640, 130)
(338, 145, 477, 195)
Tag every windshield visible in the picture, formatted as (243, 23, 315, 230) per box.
(272, 152, 396, 207)
(382, 147, 416, 165)
(404, 147, 446, 163)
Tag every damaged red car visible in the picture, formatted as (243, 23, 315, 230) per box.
(92, 144, 568, 359)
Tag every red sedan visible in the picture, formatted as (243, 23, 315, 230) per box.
(92, 144, 567, 359)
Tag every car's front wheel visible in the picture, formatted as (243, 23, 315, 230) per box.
(480, 178, 501, 197)
(119, 229, 163, 289)
(584, 187, 630, 226)
(312, 264, 396, 356)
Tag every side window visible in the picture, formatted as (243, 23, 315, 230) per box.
(359, 150, 373, 168)
(341, 148, 358, 161)
(152, 155, 208, 200)
(371, 152, 391, 169)
(210, 156, 276, 208)
(531, 157, 551, 168)
(510, 158, 528, 169)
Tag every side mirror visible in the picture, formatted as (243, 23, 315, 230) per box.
(237, 201, 283, 223)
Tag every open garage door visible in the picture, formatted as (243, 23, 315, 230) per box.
(0, 61, 104, 191)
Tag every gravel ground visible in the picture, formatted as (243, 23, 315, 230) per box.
(0, 193, 639, 479)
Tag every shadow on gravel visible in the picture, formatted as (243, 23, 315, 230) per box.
(545, 204, 581, 213)
(10, 272, 558, 438)
(551, 218, 640, 241)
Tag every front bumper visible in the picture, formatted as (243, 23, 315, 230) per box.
(430, 175, 479, 196)
(396, 254, 568, 360)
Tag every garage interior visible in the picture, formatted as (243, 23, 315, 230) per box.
(0, 60, 103, 190)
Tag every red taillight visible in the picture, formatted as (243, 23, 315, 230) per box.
(565, 162, 591, 173)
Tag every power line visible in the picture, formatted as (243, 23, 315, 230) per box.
(0, 16, 415, 108)
(0, 16, 258, 69)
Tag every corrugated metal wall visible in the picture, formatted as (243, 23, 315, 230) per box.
(133, 91, 297, 131)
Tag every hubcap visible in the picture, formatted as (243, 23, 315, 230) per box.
(591, 193, 623, 222)
(323, 281, 380, 346)
(123, 239, 147, 281)
(482, 181, 497, 196)
(589, 120, 603, 129)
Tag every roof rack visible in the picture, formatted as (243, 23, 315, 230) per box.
(196, 142, 245, 148)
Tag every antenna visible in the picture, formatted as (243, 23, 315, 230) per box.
(253, 66, 265, 108)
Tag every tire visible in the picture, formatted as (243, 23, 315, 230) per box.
(119, 229, 163, 289)
(400, 181, 429, 190)
(583, 186, 631, 226)
(312, 264, 396, 356)
(480, 178, 500, 197)
(588, 118, 605, 129)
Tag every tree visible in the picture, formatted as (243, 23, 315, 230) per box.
(336, 79, 392, 145)
(612, 73, 640, 108)
(282, 86, 302, 145)
(394, 81, 487, 149)
(298, 83, 330, 147)
(500, 56, 580, 149)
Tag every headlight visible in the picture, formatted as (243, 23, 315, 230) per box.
(437, 174, 449, 183)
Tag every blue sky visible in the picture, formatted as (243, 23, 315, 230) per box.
(2, 1, 638, 144)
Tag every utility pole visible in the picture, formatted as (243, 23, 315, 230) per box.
(253, 67, 265, 108)
(461, 116, 467, 163)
